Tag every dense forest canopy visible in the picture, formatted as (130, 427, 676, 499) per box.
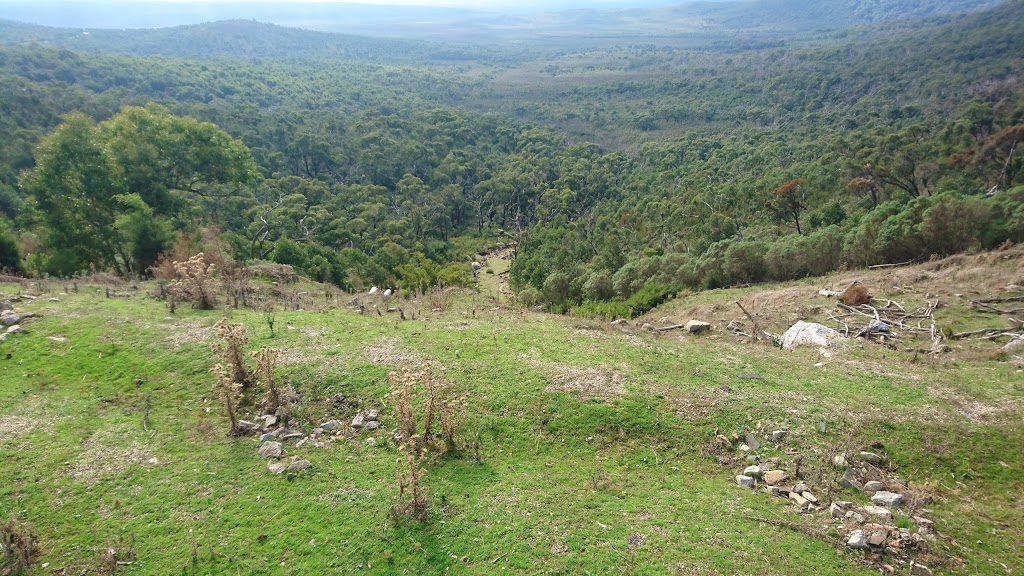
(1, 0, 1023, 316)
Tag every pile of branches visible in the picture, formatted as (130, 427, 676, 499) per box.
(951, 296, 1024, 343)
(826, 298, 941, 343)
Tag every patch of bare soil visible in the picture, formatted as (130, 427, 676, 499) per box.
(67, 428, 155, 485)
(0, 415, 43, 446)
(159, 318, 217, 348)
(528, 359, 626, 401)
(362, 338, 427, 367)
(925, 385, 1024, 424)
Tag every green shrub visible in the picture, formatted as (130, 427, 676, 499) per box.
(0, 221, 22, 274)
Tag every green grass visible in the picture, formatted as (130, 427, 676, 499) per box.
(1, 279, 1021, 575)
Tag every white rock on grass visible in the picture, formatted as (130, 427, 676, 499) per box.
(846, 530, 868, 549)
(736, 475, 755, 489)
(258, 441, 283, 459)
(743, 465, 763, 477)
(871, 491, 905, 507)
(781, 321, 843, 350)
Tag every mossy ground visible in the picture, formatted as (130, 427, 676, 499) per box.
(1, 270, 1021, 575)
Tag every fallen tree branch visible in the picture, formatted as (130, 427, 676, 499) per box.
(655, 324, 685, 332)
(735, 301, 760, 343)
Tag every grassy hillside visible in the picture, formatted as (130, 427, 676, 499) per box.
(2, 247, 1022, 574)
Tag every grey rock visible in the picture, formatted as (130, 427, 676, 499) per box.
(351, 413, 366, 429)
(793, 483, 809, 494)
(745, 433, 761, 452)
(861, 506, 893, 522)
(910, 563, 933, 576)
(320, 420, 343, 431)
(0, 301, 12, 312)
(763, 470, 788, 486)
(267, 461, 287, 475)
(685, 320, 711, 334)
(871, 491, 905, 507)
(859, 451, 883, 465)
(1, 311, 19, 326)
(867, 530, 888, 547)
(767, 486, 782, 497)
(737, 373, 763, 380)
(772, 430, 786, 442)
(258, 442, 283, 459)
(0, 333, 7, 343)
(745, 455, 759, 463)
(789, 492, 809, 508)
(237, 420, 262, 434)
(280, 432, 305, 442)
(834, 501, 855, 509)
(801, 492, 819, 504)
(259, 433, 276, 443)
(781, 321, 843, 350)
(846, 530, 868, 549)
(832, 455, 849, 469)
(736, 475, 756, 489)
(48, 297, 60, 303)
(311, 428, 324, 435)
(365, 437, 377, 447)
(1003, 338, 1024, 352)
(287, 458, 312, 472)
(262, 414, 278, 427)
(863, 481, 884, 492)
(472, 261, 483, 271)
(865, 319, 890, 334)
(6, 325, 21, 334)
(363, 409, 380, 421)
(840, 469, 863, 491)
(830, 503, 844, 518)
(364, 421, 380, 431)
(743, 465, 763, 478)
(641, 323, 655, 332)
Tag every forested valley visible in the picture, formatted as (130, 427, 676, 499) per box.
(1, 0, 1023, 317)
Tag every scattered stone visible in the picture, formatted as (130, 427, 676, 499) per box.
(793, 482, 808, 493)
(642, 323, 655, 332)
(910, 562, 933, 576)
(834, 501, 854, 509)
(685, 320, 711, 334)
(147, 457, 159, 465)
(0, 333, 7, 343)
(763, 470, 788, 486)
(743, 465, 762, 477)
(832, 455, 849, 468)
(840, 469, 863, 491)
(320, 420, 343, 431)
(365, 437, 377, 447)
(863, 481, 884, 492)
(738, 444, 750, 452)
(351, 413, 366, 429)
(363, 409, 380, 421)
(262, 414, 278, 427)
(789, 492, 809, 508)
(1004, 338, 1024, 353)
(867, 530, 888, 547)
(861, 506, 893, 522)
(0, 301, 12, 312)
(745, 433, 761, 452)
(801, 492, 819, 504)
(871, 491, 905, 507)
(715, 434, 733, 447)
(6, 325, 21, 334)
(472, 261, 483, 271)
(259, 433, 276, 443)
(280, 432, 305, 442)
(745, 455, 759, 463)
(1, 311, 19, 326)
(913, 516, 934, 533)
(287, 457, 312, 472)
(847, 530, 868, 549)
(364, 421, 381, 431)
(767, 486, 782, 497)
(311, 428, 324, 435)
(258, 442, 283, 459)
(859, 451, 883, 465)
(48, 297, 60, 303)
(736, 475, 756, 489)
(772, 430, 786, 441)
(237, 420, 262, 435)
(267, 461, 287, 475)
(781, 321, 843, 350)
(830, 502, 844, 518)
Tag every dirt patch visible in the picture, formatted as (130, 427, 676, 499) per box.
(66, 428, 155, 485)
(926, 385, 1023, 423)
(0, 415, 44, 443)
(529, 359, 626, 401)
(362, 338, 427, 367)
(159, 319, 216, 348)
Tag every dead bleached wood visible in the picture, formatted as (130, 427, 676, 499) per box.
(655, 324, 685, 332)
(735, 301, 761, 343)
